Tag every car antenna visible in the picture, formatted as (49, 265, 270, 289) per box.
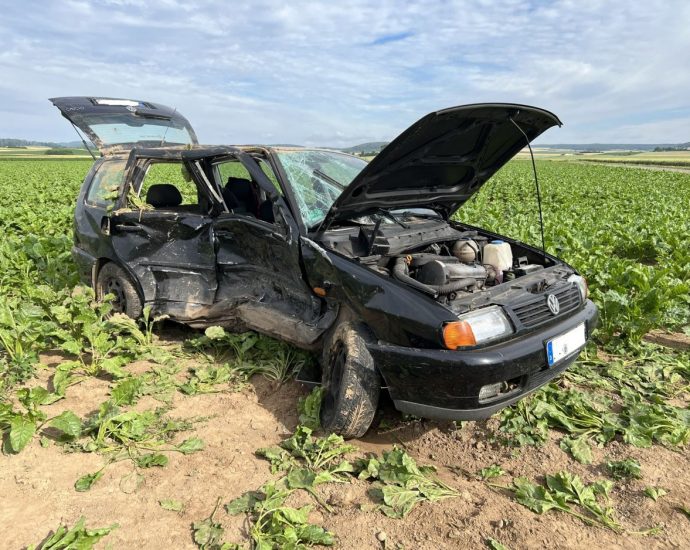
(70, 122, 97, 161)
(509, 115, 547, 262)
(159, 107, 177, 147)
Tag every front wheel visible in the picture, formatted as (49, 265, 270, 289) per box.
(320, 322, 380, 438)
(96, 262, 143, 319)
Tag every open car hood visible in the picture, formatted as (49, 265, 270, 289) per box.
(320, 103, 561, 228)
(50, 96, 198, 154)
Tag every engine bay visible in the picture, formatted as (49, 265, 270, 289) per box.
(318, 217, 561, 305)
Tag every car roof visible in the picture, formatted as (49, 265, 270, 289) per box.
(103, 144, 353, 160)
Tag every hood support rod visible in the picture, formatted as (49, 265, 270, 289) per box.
(510, 117, 547, 262)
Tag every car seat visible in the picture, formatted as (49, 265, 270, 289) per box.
(146, 183, 182, 208)
(224, 177, 258, 216)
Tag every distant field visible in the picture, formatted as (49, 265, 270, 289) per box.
(0, 146, 91, 159)
(516, 149, 690, 167)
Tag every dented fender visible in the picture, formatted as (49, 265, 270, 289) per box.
(300, 237, 454, 347)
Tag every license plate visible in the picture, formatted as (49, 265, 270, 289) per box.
(546, 323, 586, 366)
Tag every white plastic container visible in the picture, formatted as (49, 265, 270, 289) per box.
(483, 240, 513, 276)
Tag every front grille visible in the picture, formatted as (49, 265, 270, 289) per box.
(511, 284, 581, 328)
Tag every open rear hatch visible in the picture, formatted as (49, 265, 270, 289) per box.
(319, 103, 561, 229)
(50, 97, 198, 154)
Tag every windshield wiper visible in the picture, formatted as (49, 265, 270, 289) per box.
(398, 210, 443, 221)
(377, 209, 408, 229)
(313, 169, 345, 189)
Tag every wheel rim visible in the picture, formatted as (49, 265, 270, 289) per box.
(104, 277, 127, 313)
(321, 342, 346, 428)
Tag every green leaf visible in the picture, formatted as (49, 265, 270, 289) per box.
(111, 376, 143, 405)
(225, 491, 264, 515)
(644, 487, 667, 501)
(37, 516, 117, 549)
(205, 326, 226, 340)
(177, 437, 204, 454)
(380, 484, 423, 518)
(75, 470, 104, 492)
(513, 477, 567, 514)
(479, 464, 505, 480)
(277, 505, 311, 524)
(286, 467, 316, 489)
(297, 387, 324, 430)
(606, 458, 642, 480)
(136, 453, 169, 468)
(486, 539, 511, 550)
(560, 436, 593, 464)
(49, 410, 82, 438)
(296, 524, 335, 545)
(192, 517, 225, 548)
(8, 415, 36, 453)
(159, 498, 184, 512)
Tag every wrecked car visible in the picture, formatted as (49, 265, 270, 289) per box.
(51, 97, 598, 437)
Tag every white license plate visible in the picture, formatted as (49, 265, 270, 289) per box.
(546, 323, 586, 366)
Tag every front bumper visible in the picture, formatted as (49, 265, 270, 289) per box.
(369, 300, 598, 421)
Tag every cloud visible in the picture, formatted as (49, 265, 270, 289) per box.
(0, 1, 689, 145)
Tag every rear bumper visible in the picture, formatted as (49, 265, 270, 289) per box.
(369, 300, 598, 421)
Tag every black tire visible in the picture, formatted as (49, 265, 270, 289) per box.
(320, 322, 380, 438)
(96, 262, 143, 319)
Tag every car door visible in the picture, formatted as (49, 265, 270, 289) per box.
(209, 153, 322, 345)
(109, 156, 217, 317)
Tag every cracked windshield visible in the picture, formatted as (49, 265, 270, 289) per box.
(276, 149, 367, 227)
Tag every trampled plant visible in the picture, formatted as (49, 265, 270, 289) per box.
(28, 516, 117, 550)
(354, 447, 459, 518)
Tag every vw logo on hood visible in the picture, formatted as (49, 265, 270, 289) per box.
(547, 294, 560, 315)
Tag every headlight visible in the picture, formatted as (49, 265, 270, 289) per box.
(567, 274, 589, 302)
(442, 306, 514, 349)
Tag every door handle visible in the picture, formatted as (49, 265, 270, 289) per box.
(113, 222, 146, 233)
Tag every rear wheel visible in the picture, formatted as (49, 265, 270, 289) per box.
(320, 322, 380, 438)
(96, 262, 143, 319)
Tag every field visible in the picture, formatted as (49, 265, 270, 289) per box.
(1, 159, 689, 549)
(515, 149, 690, 168)
(0, 146, 91, 159)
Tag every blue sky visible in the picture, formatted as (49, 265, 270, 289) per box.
(1, 0, 689, 146)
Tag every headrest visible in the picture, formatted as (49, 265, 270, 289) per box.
(146, 183, 182, 208)
(226, 177, 253, 200)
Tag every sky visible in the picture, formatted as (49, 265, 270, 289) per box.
(1, 0, 689, 147)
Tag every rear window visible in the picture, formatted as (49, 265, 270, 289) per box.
(86, 160, 126, 207)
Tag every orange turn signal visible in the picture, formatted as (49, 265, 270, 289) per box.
(442, 321, 477, 349)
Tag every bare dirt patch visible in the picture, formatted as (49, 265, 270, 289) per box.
(2, 363, 688, 549)
(643, 330, 690, 351)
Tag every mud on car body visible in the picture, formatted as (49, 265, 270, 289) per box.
(52, 97, 598, 437)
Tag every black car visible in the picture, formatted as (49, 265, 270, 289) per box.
(51, 97, 597, 437)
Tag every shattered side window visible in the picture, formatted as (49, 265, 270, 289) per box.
(86, 159, 126, 207)
(275, 150, 366, 227)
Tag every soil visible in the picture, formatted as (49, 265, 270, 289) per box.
(2, 345, 689, 549)
(642, 330, 690, 351)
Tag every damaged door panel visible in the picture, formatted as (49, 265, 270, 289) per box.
(110, 209, 217, 315)
(208, 152, 325, 347)
(213, 213, 323, 346)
